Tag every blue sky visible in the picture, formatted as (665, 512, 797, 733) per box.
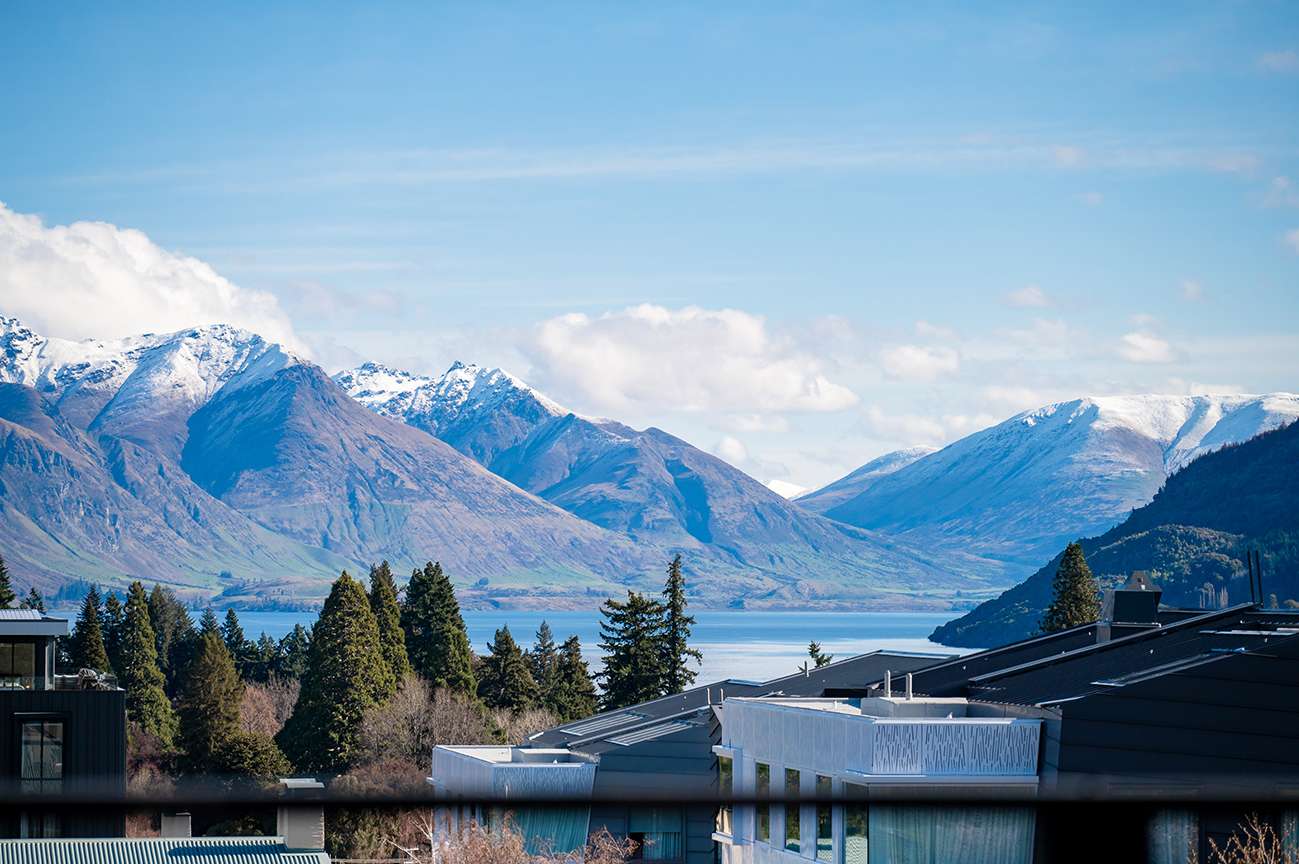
(2, 2, 1298, 491)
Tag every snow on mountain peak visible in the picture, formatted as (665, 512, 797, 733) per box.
(335, 359, 569, 434)
(0, 316, 302, 413)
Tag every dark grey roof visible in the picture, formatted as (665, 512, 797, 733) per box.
(0, 837, 329, 864)
(528, 649, 951, 751)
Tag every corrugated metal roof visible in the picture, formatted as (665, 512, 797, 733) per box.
(0, 610, 42, 620)
(560, 711, 646, 736)
(606, 720, 692, 747)
(0, 836, 330, 864)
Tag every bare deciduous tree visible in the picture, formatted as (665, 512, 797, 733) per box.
(1193, 813, 1298, 864)
(239, 676, 299, 738)
(388, 817, 634, 864)
(494, 706, 559, 745)
(359, 673, 493, 767)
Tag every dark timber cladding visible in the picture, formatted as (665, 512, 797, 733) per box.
(0, 688, 127, 838)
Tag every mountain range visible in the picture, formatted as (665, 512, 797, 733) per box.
(0, 317, 982, 608)
(930, 415, 1299, 647)
(806, 394, 1299, 581)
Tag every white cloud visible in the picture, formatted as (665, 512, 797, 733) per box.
(879, 344, 960, 382)
(982, 385, 1050, 412)
(713, 435, 750, 466)
(861, 406, 996, 448)
(1264, 176, 1299, 208)
(1259, 50, 1299, 73)
(0, 202, 302, 351)
(766, 479, 808, 499)
(1005, 284, 1050, 308)
(1181, 280, 1204, 301)
(1286, 229, 1299, 253)
(1119, 331, 1175, 364)
(526, 304, 858, 415)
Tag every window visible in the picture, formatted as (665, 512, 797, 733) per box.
(815, 774, 832, 861)
(0, 642, 36, 689)
(845, 783, 867, 864)
(755, 762, 771, 843)
(629, 807, 682, 861)
(21, 720, 63, 794)
(785, 768, 801, 852)
(715, 756, 733, 835)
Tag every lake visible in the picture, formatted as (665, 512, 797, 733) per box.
(231, 609, 971, 683)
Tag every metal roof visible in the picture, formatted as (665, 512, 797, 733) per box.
(607, 720, 693, 747)
(0, 610, 42, 620)
(0, 837, 329, 864)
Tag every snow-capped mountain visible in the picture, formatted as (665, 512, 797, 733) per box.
(817, 394, 1299, 577)
(336, 360, 988, 604)
(796, 446, 936, 514)
(1, 316, 298, 457)
(334, 361, 567, 465)
(0, 318, 984, 608)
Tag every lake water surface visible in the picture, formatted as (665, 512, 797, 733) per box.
(232, 609, 971, 683)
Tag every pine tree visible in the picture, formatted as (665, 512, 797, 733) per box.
(177, 630, 244, 773)
(275, 624, 311, 679)
(368, 561, 411, 688)
(1041, 542, 1102, 633)
(400, 561, 476, 695)
(277, 572, 395, 773)
(20, 587, 46, 613)
(808, 641, 833, 668)
(102, 592, 126, 673)
(222, 609, 249, 674)
(0, 555, 15, 608)
(477, 626, 538, 712)
(70, 586, 111, 673)
(149, 586, 196, 696)
(120, 581, 179, 747)
(530, 621, 560, 708)
(597, 591, 669, 710)
(199, 608, 220, 637)
(551, 635, 597, 723)
(661, 555, 702, 694)
(246, 633, 278, 682)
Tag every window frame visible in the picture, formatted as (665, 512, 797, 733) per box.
(784, 767, 801, 853)
(19, 717, 65, 795)
(755, 762, 771, 844)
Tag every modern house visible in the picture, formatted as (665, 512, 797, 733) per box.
(430, 650, 948, 863)
(0, 610, 126, 839)
(432, 577, 1299, 862)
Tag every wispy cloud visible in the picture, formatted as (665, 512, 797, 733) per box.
(1005, 284, 1050, 307)
(1286, 229, 1299, 254)
(1119, 330, 1175, 364)
(1181, 280, 1204, 302)
(1258, 50, 1299, 73)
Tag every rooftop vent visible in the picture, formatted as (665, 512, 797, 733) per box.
(1098, 571, 1162, 643)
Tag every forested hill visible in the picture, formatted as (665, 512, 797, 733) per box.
(930, 418, 1299, 648)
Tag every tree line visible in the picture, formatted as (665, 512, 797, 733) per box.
(1, 550, 703, 785)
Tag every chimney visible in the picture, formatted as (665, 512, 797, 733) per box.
(277, 778, 325, 852)
(884, 670, 892, 698)
(160, 812, 191, 838)
(1098, 571, 1162, 643)
(905, 672, 913, 701)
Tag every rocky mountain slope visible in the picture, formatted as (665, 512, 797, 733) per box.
(930, 417, 1299, 647)
(796, 446, 935, 514)
(815, 394, 1299, 579)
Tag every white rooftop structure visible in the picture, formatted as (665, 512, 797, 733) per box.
(430, 745, 598, 800)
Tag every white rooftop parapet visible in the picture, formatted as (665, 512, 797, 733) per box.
(430, 746, 598, 800)
(719, 697, 1041, 781)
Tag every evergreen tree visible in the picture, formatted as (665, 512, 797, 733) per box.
(149, 586, 196, 696)
(477, 626, 538, 712)
(20, 587, 46, 613)
(0, 555, 15, 608)
(661, 555, 702, 693)
(199, 608, 220, 637)
(551, 635, 597, 723)
(70, 586, 111, 673)
(277, 572, 394, 773)
(245, 633, 278, 682)
(807, 641, 833, 669)
(221, 609, 249, 673)
(368, 561, 411, 687)
(275, 624, 311, 679)
(1041, 542, 1102, 633)
(120, 581, 179, 747)
(102, 592, 126, 673)
(177, 630, 244, 773)
(529, 621, 560, 706)
(400, 561, 476, 695)
(597, 591, 669, 710)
